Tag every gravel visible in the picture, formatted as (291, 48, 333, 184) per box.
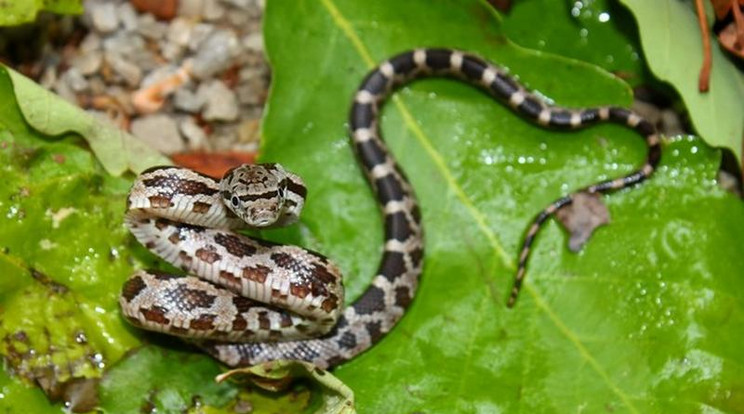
(42, 0, 269, 155)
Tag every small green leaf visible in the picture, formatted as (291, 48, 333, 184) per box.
(218, 360, 355, 413)
(619, 0, 744, 164)
(0, 0, 82, 27)
(2, 65, 170, 176)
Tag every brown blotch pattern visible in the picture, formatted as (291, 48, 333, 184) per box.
(290, 283, 310, 299)
(121, 276, 147, 302)
(154, 218, 170, 230)
(148, 195, 172, 208)
(232, 296, 255, 313)
(257, 311, 271, 330)
(280, 314, 293, 328)
(321, 296, 339, 313)
(191, 201, 211, 213)
(214, 233, 257, 257)
(195, 246, 221, 264)
(141, 306, 170, 324)
(178, 250, 193, 267)
(168, 231, 182, 245)
(190, 314, 217, 330)
(232, 315, 248, 331)
(219, 270, 240, 286)
(242, 265, 270, 283)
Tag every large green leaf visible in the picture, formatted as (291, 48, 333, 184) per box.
(260, 0, 744, 412)
(619, 0, 744, 164)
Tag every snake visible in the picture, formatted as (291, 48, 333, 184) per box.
(119, 48, 662, 369)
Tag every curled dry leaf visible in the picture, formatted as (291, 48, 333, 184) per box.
(555, 192, 611, 252)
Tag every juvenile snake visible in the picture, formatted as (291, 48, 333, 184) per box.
(120, 48, 661, 369)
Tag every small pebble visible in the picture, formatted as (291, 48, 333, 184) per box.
(53, 77, 78, 103)
(137, 13, 168, 40)
(160, 40, 185, 61)
(173, 86, 205, 113)
(242, 33, 263, 52)
(179, 117, 209, 149)
(201, 80, 239, 121)
(203, 0, 226, 21)
(40, 66, 57, 89)
(102, 31, 146, 59)
(71, 51, 102, 75)
(222, 0, 251, 8)
(140, 65, 180, 88)
(187, 23, 214, 52)
(117, 2, 139, 31)
(79, 33, 102, 53)
(88, 76, 106, 95)
(131, 114, 185, 154)
(62, 67, 89, 92)
(167, 18, 192, 46)
(178, 0, 204, 17)
(105, 52, 143, 86)
(190, 30, 240, 79)
(91, 2, 119, 33)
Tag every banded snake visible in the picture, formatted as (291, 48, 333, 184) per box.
(120, 48, 661, 369)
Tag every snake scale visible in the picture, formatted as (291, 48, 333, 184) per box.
(120, 49, 662, 369)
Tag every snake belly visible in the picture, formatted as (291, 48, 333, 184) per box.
(121, 48, 660, 369)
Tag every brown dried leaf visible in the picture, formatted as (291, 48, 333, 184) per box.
(555, 192, 611, 252)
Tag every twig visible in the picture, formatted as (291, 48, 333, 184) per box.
(695, 0, 712, 92)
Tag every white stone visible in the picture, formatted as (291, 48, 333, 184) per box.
(105, 52, 142, 86)
(178, 0, 204, 17)
(200, 80, 239, 121)
(137, 13, 167, 40)
(190, 30, 240, 79)
(117, 2, 138, 31)
(131, 114, 184, 154)
(179, 117, 209, 150)
(203, 0, 226, 21)
(173, 85, 205, 113)
(167, 18, 192, 46)
(242, 32, 263, 52)
(187, 24, 214, 52)
(90, 2, 118, 34)
(71, 50, 102, 75)
(79, 33, 101, 53)
(62, 67, 89, 92)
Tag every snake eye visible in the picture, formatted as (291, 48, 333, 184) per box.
(231, 196, 240, 207)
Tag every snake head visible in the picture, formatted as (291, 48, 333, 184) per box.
(221, 163, 306, 228)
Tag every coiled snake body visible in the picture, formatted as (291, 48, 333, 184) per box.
(120, 49, 661, 369)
